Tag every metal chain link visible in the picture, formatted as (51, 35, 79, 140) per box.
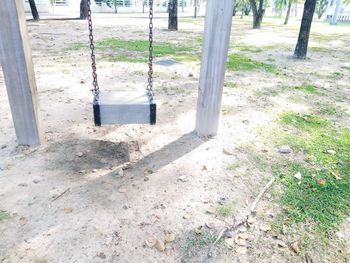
(87, 0, 100, 102)
(147, 0, 154, 99)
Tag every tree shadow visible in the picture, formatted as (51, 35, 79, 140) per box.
(45, 139, 131, 173)
(129, 131, 205, 173)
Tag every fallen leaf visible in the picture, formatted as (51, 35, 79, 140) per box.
(331, 172, 342, 180)
(195, 226, 203, 235)
(318, 179, 326, 187)
(145, 237, 157, 247)
(225, 238, 235, 248)
(223, 148, 233, 155)
(164, 233, 176, 243)
(234, 235, 247, 246)
(155, 239, 165, 252)
(260, 223, 271, 232)
(276, 240, 288, 248)
(19, 217, 27, 226)
(205, 222, 214, 229)
(237, 246, 247, 254)
(290, 241, 300, 254)
(63, 208, 73, 214)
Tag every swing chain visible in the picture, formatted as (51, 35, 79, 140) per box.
(147, 0, 154, 99)
(87, 0, 99, 102)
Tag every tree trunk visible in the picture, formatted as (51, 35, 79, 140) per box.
(253, 11, 264, 28)
(284, 0, 292, 25)
(249, 0, 265, 29)
(28, 0, 40, 21)
(294, 0, 317, 59)
(330, 0, 342, 25)
(241, 9, 244, 18)
(80, 0, 89, 20)
(168, 0, 178, 30)
(194, 0, 198, 18)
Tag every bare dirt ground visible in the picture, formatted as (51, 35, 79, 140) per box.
(0, 14, 350, 263)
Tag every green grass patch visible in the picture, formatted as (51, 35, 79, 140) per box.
(217, 204, 235, 217)
(293, 84, 320, 94)
(276, 112, 350, 232)
(280, 112, 328, 131)
(236, 45, 263, 53)
(329, 72, 344, 80)
(68, 38, 200, 63)
(0, 211, 10, 223)
(224, 82, 238, 89)
(227, 54, 277, 73)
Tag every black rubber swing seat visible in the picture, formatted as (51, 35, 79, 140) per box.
(93, 91, 156, 126)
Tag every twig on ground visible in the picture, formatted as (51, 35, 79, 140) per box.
(52, 188, 70, 202)
(207, 177, 276, 258)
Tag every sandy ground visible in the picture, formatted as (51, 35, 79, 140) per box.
(0, 13, 350, 263)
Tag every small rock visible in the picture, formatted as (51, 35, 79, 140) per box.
(143, 168, 154, 175)
(118, 188, 126, 193)
(76, 152, 84, 157)
(278, 145, 292, 154)
(155, 239, 165, 252)
(164, 233, 176, 243)
(115, 168, 124, 177)
(336, 231, 345, 239)
(144, 177, 150, 181)
(260, 223, 271, 232)
(294, 172, 302, 180)
(290, 241, 300, 254)
(223, 148, 233, 155)
(92, 169, 97, 173)
(96, 252, 106, 259)
(224, 231, 234, 238)
(33, 180, 40, 184)
(327, 150, 336, 155)
(122, 204, 130, 210)
(1, 145, 7, 149)
(178, 176, 188, 182)
(183, 213, 192, 220)
(188, 73, 194, 77)
(18, 183, 28, 187)
(145, 237, 157, 247)
(79, 170, 86, 174)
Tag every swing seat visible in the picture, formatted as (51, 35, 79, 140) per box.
(93, 91, 156, 126)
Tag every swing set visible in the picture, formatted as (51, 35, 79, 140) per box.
(0, 0, 234, 146)
(86, 0, 157, 126)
